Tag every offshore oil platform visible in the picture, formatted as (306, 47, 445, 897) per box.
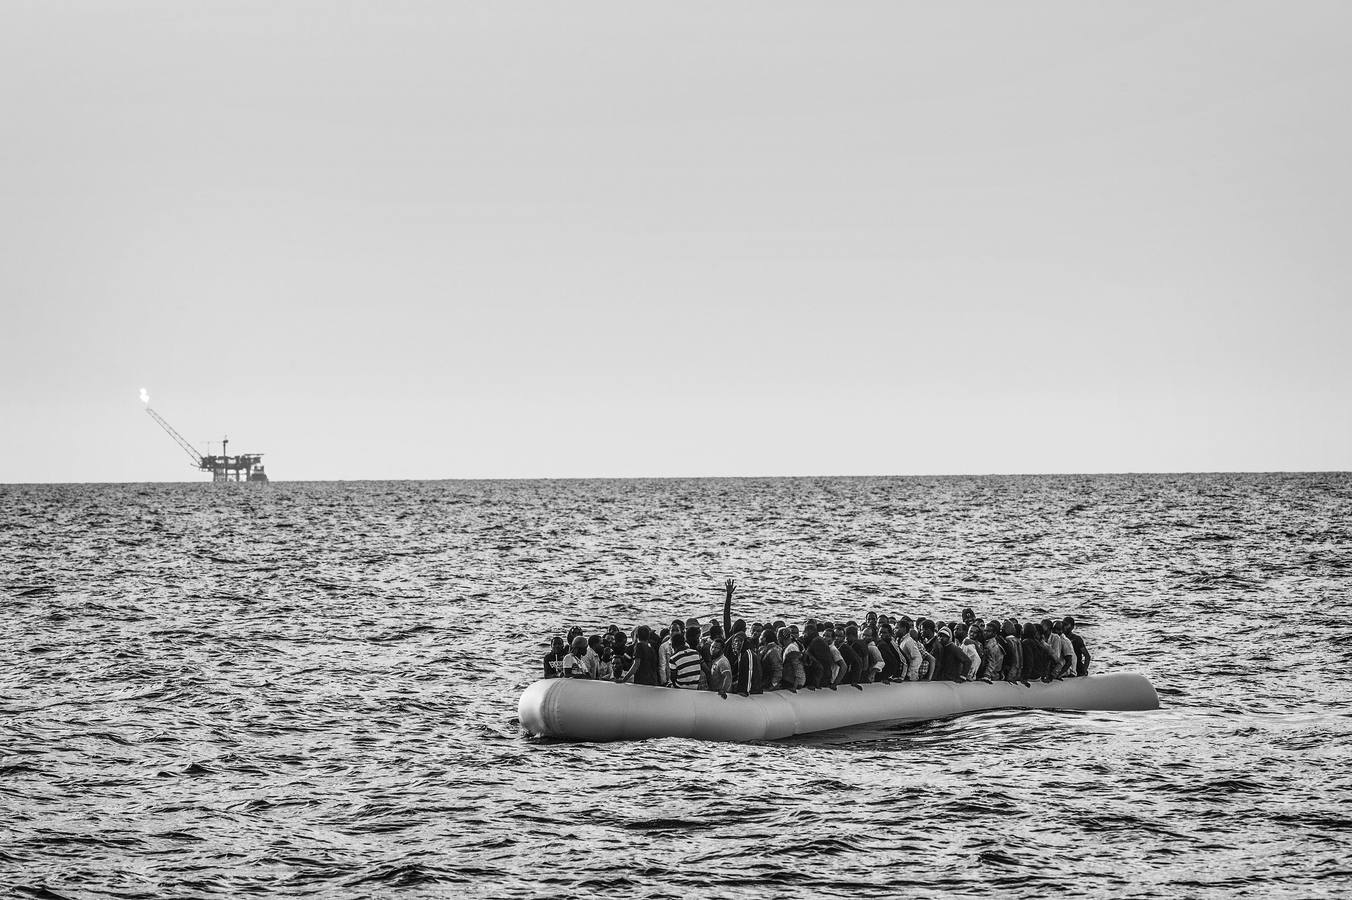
(141, 390, 269, 482)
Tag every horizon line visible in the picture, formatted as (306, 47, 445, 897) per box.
(3, 468, 1349, 487)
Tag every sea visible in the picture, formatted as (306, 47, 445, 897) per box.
(2, 474, 1350, 898)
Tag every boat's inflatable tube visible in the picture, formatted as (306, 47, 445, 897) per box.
(519, 673, 1159, 742)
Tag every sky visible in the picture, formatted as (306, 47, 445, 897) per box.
(2, 1, 1349, 482)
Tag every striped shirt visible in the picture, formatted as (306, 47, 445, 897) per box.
(669, 648, 703, 689)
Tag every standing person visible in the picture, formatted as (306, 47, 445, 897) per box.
(707, 638, 732, 698)
(684, 622, 709, 690)
(898, 621, 923, 682)
(779, 627, 804, 692)
(562, 636, 601, 679)
(629, 625, 661, 686)
(875, 624, 902, 682)
(1063, 617, 1091, 676)
(1003, 619, 1026, 684)
(1041, 619, 1074, 678)
(803, 625, 837, 691)
(1022, 623, 1053, 682)
(934, 628, 971, 682)
(667, 632, 703, 689)
(610, 631, 635, 681)
(542, 637, 567, 678)
(958, 626, 983, 679)
(759, 629, 784, 692)
(979, 621, 1005, 682)
(731, 633, 759, 696)
(658, 619, 683, 685)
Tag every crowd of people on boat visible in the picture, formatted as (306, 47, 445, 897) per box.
(539, 580, 1091, 697)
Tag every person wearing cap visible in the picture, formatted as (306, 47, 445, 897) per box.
(1062, 616, 1091, 676)
(934, 628, 970, 682)
(561, 635, 602, 679)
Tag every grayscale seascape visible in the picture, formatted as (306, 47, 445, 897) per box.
(3, 473, 1350, 898)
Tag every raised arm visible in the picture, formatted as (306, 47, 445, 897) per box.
(723, 578, 735, 636)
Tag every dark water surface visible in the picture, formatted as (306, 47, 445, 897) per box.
(3, 474, 1351, 898)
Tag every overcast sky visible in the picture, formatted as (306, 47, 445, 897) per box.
(2, 1, 1349, 482)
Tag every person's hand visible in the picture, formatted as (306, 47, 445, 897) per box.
(788, 687, 797, 694)
(828, 684, 837, 691)
(718, 691, 728, 699)
(852, 683, 863, 691)
(956, 675, 966, 683)
(739, 691, 749, 697)
(725, 578, 736, 595)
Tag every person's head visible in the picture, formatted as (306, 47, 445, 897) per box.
(588, 635, 603, 653)
(878, 625, 891, 641)
(707, 624, 723, 642)
(612, 631, 626, 650)
(961, 607, 975, 624)
(845, 625, 859, 642)
(938, 628, 952, 644)
(671, 619, 685, 635)
(732, 618, 746, 635)
(986, 621, 1001, 640)
(567, 626, 583, 642)
(551, 636, 565, 653)
(1023, 622, 1038, 640)
(685, 617, 701, 631)
(1061, 616, 1077, 635)
(897, 616, 913, 633)
(685, 625, 701, 647)
(921, 620, 936, 637)
(1051, 620, 1064, 635)
(670, 631, 687, 652)
(710, 638, 724, 656)
(635, 624, 651, 643)
(823, 627, 836, 644)
(954, 625, 967, 641)
(777, 627, 793, 647)
(789, 624, 800, 639)
(570, 635, 587, 656)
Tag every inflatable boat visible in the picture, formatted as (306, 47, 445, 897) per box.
(519, 673, 1159, 742)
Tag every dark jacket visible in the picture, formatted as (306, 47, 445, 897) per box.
(806, 635, 835, 688)
(935, 641, 970, 682)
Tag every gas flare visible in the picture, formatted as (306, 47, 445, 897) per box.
(139, 388, 150, 405)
